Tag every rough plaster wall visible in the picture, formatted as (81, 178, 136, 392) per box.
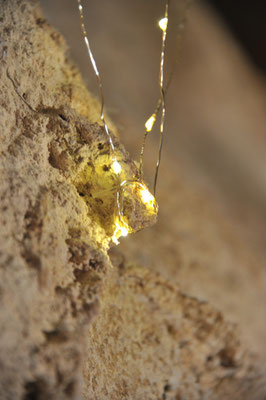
(85, 263, 264, 400)
(0, 1, 265, 399)
(0, 1, 114, 398)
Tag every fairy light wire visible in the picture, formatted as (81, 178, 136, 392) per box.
(77, 0, 116, 156)
(138, 1, 170, 192)
(139, 0, 192, 191)
(78, 0, 133, 244)
(153, 0, 169, 196)
(76, 0, 174, 243)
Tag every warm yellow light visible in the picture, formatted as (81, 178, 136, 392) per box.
(112, 235, 120, 246)
(145, 114, 156, 132)
(158, 17, 168, 32)
(112, 160, 122, 174)
(111, 216, 129, 245)
(120, 225, 128, 237)
(139, 185, 156, 210)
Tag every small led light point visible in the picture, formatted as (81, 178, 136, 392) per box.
(138, 184, 157, 210)
(112, 217, 129, 245)
(120, 225, 128, 237)
(158, 17, 168, 32)
(112, 159, 122, 174)
(145, 114, 156, 132)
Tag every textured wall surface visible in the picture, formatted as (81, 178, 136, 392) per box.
(0, 1, 265, 399)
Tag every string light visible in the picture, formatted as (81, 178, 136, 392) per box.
(77, 0, 116, 157)
(76, 0, 170, 245)
(138, 1, 169, 195)
(153, 1, 169, 196)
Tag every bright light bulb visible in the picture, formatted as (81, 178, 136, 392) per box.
(112, 235, 119, 246)
(112, 160, 122, 174)
(120, 226, 128, 237)
(158, 17, 168, 32)
(139, 185, 156, 210)
(145, 114, 156, 132)
(111, 217, 129, 245)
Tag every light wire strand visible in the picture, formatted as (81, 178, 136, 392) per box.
(77, 0, 126, 237)
(138, 68, 173, 181)
(139, 0, 191, 193)
(77, 0, 116, 155)
(153, 0, 169, 196)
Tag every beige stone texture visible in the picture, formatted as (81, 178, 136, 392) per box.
(0, 1, 265, 399)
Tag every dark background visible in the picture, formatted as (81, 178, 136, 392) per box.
(208, 0, 266, 73)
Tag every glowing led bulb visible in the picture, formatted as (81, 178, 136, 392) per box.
(112, 217, 129, 245)
(145, 114, 156, 132)
(158, 17, 168, 32)
(112, 235, 119, 246)
(120, 225, 128, 237)
(112, 160, 122, 174)
(139, 185, 157, 210)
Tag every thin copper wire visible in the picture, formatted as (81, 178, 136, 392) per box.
(153, 0, 169, 196)
(77, 0, 116, 156)
(138, 68, 173, 181)
(138, 1, 170, 188)
(139, 0, 191, 194)
(138, 130, 149, 180)
(77, 0, 125, 232)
